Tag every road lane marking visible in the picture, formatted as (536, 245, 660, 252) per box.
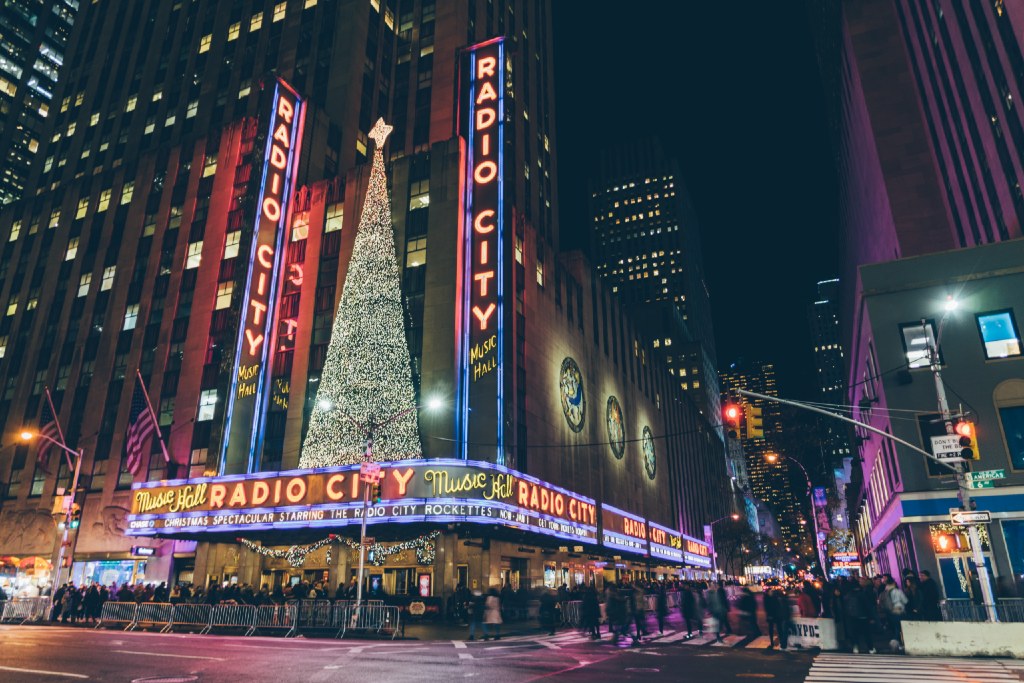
(113, 650, 224, 661)
(0, 665, 89, 679)
(537, 639, 561, 650)
(453, 640, 467, 649)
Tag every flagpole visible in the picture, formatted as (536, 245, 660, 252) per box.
(43, 387, 73, 471)
(136, 369, 170, 463)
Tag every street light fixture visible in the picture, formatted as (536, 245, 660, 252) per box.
(20, 430, 84, 589)
(707, 512, 741, 578)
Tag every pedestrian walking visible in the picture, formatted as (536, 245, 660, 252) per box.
(483, 587, 502, 640)
(879, 577, 907, 652)
(844, 578, 876, 654)
(708, 581, 732, 641)
(680, 585, 702, 637)
(467, 589, 485, 641)
(737, 586, 761, 636)
(655, 585, 669, 634)
(632, 583, 648, 641)
(917, 570, 942, 621)
(539, 588, 558, 635)
(581, 585, 600, 640)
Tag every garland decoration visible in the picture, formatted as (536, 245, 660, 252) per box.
(238, 531, 441, 568)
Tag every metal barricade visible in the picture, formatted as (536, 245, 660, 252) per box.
(941, 598, 1024, 623)
(205, 604, 256, 636)
(560, 600, 582, 626)
(1, 597, 51, 624)
(997, 598, 1024, 623)
(294, 599, 333, 630)
(96, 601, 139, 630)
(166, 603, 212, 633)
(131, 602, 173, 632)
(336, 603, 401, 639)
(251, 603, 298, 637)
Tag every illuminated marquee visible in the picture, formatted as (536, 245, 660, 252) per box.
(127, 459, 597, 544)
(456, 38, 506, 463)
(602, 505, 648, 555)
(649, 521, 684, 563)
(220, 79, 306, 474)
(683, 533, 712, 568)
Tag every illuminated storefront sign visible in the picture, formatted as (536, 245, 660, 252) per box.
(602, 505, 648, 555)
(649, 521, 683, 563)
(682, 533, 712, 568)
(220, 78, 306, 475)
(830, 552, 861, 569)
(456, 37, 506, 463)
(128, 459, 597, 544)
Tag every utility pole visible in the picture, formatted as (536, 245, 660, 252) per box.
(355, 433, 375, 615)
(924, 321, 997, 622)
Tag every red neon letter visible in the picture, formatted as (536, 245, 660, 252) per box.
(476, 81, 497, 104)
(472, 303, 496, 330)
(475, 108, 496, 131)
(285, 478, 306, 503)
(245, 329, 264, 355)
(474, 161, 497, 184)
(270, 145, 288, 169)
(249, 299, 268, 325)
(210, 484, 226, 509)
(474, 270, 494, 296)
(257, 244, 274, 267)
(392, 468, 415, 497)
(273, 122, 291, 147)
(326, 474, 346, 501)
(263, 196, 281, 222)
(252, 481, 270, 506)
(277, 96, 294, 123)
(477, 56, 496, 79)
(474, 209, 495, 233)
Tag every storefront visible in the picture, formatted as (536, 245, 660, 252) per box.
(0, 555, 53, 597)
(126, 458, 710, 597)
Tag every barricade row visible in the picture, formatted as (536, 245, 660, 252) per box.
(1, 597, 52, 624)
(88, 600, 399, 638)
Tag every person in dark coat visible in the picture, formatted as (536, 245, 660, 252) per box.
(655, 586, 669, 634)
(680, 586, 702, 637)
(83, 585, 101, 623)
(539, 589, 558, 635)
(917, 570, 942, 621)
(580, 585, 600, 639)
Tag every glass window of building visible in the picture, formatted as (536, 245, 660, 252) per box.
(65, 237, 79, 260)
(976, 310, 1022, 359)
(186, 241, 203, 269)
(406, 238, 426, 268)
(325, 203, 343, 233)
(273, 2, 286, 21)
(77, 273, 91, 297)
(121, 181, 134, 205)
(197, 390, 218, 421)
(899, 320, 939, 368)
(100, 266, 116, 291)
(999, 405, 1024, 470)
(123, 304, 139, 330)
(223, 232, 240, 259)
(215, 282, 233, 310)
(250, 12, 263, 31)
(5, 296, 17, 317)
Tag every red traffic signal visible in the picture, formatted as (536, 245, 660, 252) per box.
(954, 421, 973, 438)
(724, 403, 742, 425)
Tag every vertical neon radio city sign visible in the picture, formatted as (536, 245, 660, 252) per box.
(220, 79, 305, 475)
(456, 38, 505, 464)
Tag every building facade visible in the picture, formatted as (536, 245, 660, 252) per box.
(0, 0, 80, 204)
(0, 0, 726, 599)
(852, 239, 1024, 597)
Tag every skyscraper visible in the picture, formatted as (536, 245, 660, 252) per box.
(720, 359, 804, 550)
(587, 139, 719, 422)
(808, 278, 852, 464)
(0, 0, 80, 204)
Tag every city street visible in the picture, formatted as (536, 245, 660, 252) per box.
(2, 625, 1023, 683)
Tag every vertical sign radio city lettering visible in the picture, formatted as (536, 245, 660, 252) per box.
(456, 38, 506, 464)
(220, 79, 306, 475)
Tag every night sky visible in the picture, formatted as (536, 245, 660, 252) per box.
(553, 3, 839, 401)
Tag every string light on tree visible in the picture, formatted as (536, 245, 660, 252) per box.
(237, 531, 440, 568)
(300, 117, 422, 468)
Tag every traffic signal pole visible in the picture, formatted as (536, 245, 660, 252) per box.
(54, 448, 83, 587)
(926, 326, 997, 622)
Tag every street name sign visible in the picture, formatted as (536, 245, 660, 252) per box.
(949, 509, 992, 525)
(931, 435, 965, 461)
(966, 480, 994, 490)
(965, 469, 1005, 482)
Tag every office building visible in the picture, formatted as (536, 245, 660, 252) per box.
(0, 0, 80, 204)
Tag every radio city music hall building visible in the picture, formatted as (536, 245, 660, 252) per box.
(0, 0, 727, 599)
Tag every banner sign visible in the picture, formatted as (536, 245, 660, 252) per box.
(682, 533, 712, 568)
(128, 459, 597, 544)
(649, 521, 683, 563)
(456, 37, 507, 464)
(220, 78, 305, 475)
(601, 504, 648, 555)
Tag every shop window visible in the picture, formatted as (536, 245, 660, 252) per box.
(899, 320, 939, 369)
(197, 390, 217, 421)
(976, 310, 1022, 359)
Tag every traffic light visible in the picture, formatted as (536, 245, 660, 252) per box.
(371, 481, 382, 504)
(955, 421, 979, 460)
(723, 403, 743, 439)
(69, 503, 82, 530)
(745, 405, 764, 439)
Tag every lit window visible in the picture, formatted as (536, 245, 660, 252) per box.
(203, 153, 217, 177)
(49, 209, 60, 228)
(976, 310, 1022, 359)
(78, 273, 92, 297)
(75, 91, 84, 106)
(186, 100, 198, 119)
(8, 220, 22, 241)
(121, 181, 134, 205)
(5, 296, 18, 316)
(152, 88, 162, 102)
(186, 241, 203, 269)
(273, 2, 287, 22)
(126, 95, 137, 112)
(515, 236, 523, 264)
(199, 34, 212, 53)
(305, 0, 318, 7)
(325, 203, 344, 233)
(67, 122, 76, 136)
(165, 113, 176, 127)
(100, 266, 116, 291)
(408, 180, 429, 210)
(536, 261, 544, 287)
(97, 189, 111, 212)
(292, 212, 309, 241)
(65, 237, 79, 261)
(75, 197, 89, 219)
(238, 81, 251, 99)
(223, 232, 241, 259)
(215, 282, 233, 310)
(123, 304, 139, 330)
(899, 320, 939, 369)
(250, 12, 263, 31)
(90, 112, 100, 126)
(227, 22, 240, 40)
(0, 336, 6, 358)
(406, 237, 427, 267)
(144, 117, 155, 135)
(197, 390, 218, 421)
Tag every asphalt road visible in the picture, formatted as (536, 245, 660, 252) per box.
(0, 624, 816, 683)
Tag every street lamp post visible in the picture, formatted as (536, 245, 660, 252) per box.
(21, 431, 84, 590)
(765, 452, 827, 577)
(708, 513, 740, 578)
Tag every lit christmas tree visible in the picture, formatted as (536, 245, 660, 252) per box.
(299, 118, 422, 467)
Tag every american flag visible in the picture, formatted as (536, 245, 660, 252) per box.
(36, 393, 64, 474)
(125, 378, 158, 475)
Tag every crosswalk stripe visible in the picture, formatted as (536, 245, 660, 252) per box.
(710, 635, 745, 648)
(659, 630, 698, 643)
(806, 653, 1021, 683)
(747, 636, 771, 649)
